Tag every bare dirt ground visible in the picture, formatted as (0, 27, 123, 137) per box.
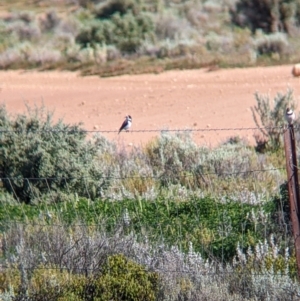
(0, 65, 299, 148)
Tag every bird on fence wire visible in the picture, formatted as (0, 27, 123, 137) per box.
(285, 108, 296, 125)
(118, 115, 132, 134)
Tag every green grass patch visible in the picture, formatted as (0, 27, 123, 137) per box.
(0, 195, 277, 261)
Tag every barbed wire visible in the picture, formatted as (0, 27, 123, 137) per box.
(0, 167, 285, 181)
(0, 125, 296, 134)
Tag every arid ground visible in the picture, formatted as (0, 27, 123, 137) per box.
(0, 65, 299, 148)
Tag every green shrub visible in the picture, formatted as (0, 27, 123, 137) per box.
(76, 10, 154, 53)
(0, 105, 109, 203)
(75, 19, 112, 48)
(111, 12, 154, 53)
(1, 255, 158, 301)
(92, 254, 159, 301)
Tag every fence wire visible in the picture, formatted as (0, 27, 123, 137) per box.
(0, 125, 294, 134)
(0, 167, 286, 181)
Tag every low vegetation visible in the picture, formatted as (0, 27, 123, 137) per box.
(0, 210, 298, 301)
(1, 0, 300, 76)
(0, 90, 299, 299)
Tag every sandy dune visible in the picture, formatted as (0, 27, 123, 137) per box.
(0, 65, 299, 148)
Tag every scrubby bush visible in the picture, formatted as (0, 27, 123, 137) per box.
(9, 21, 40, 42)
(0, 105, 109, 203)
(144, 131, 264, 192)
(145, 131, 202, 187)
(5, 10, 36, 24)
(91, 254, 159, 301)
(231, 0, 296, 34)
(110, 12, 154, 53)
(254, 31, 289, 57)
(28, 47, 62, 66)
(0, 46, 24, 69)
(75, 19, 111, 48)
(251, 89, 298, 151)
(94, 0, 141, 18)
(155, 13, 196, 41)
(76, 11, 154, 53)
(39, 10, 61, 32)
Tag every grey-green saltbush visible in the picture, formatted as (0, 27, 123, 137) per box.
(0, 105, 109, 203)
(145, 131, 256, 188)
(254, 31, 289, 56)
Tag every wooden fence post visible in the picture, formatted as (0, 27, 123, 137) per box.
(284, 124, 300, 279)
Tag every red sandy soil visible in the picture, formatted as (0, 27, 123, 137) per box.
(0, 65, 299, 148)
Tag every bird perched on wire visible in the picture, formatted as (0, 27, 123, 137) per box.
(118, 115, 132, 134)
(285, 108, 296, 125)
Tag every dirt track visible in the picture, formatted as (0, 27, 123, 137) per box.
(0, 65, 299, 148)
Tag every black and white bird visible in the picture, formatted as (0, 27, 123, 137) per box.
(118, 115, 132, 134)
(285, 108, 296, 125)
